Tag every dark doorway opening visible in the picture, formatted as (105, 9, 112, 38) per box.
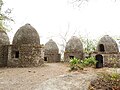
(95, 54, 103, 68)
(44, 57, 48, 61)
(69, 56, 74, 59)
(15, 51, 19, 58)
(99, 44, 105, 52)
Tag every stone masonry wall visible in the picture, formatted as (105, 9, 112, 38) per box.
(103, 54, 120, 67)
(0, 45, 8, 67)
(7, 45, 21, 67)
(44, 53, 61, 63)
(91, 52, 120, 68)
(19, 45, 44, 67)
(7, 45, 44, 67)
(64, 51, 83, 62)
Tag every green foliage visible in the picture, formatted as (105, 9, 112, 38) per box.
(0, 0, 13, 31)
(69, 58, 83, 71)
(80, 35, 97, 53)
(69, 57, 97, 71)
(84, 39, 96, 53)
(89, 72, 120, 90)
(70, 57, 80, 65)
(82, 57, 97, 67)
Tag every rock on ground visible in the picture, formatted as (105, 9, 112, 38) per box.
(35, 72, 97, 90)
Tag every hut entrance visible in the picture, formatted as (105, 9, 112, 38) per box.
(44, 57, 48, 61)
(99, 44, 105, 52)
(95, 54, 103, 68)
(69, 56, 74, 59)
(15, 51, 19, 58)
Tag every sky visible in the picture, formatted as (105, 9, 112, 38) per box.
(3, 0, 120, 49)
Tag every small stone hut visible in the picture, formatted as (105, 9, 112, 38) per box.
(44, 39, 61, 63)
(92, 35, 120, 68)
(96, 35, 119, 53)
(64, 36, 83, 62)
(0, 30, 10, 67)
(7, 23, 44, 67)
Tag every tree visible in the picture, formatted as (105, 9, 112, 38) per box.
(82, 38, 97, 53)
(79, 33, 97, 53)
(0, 0, 13, 31)
(58, 23, 78, 59)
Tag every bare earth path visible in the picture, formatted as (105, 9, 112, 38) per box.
(0, 63, 69, 90)
(0, 63, 120, 90)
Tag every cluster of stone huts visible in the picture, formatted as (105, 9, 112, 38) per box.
(0, 23, 120, 67)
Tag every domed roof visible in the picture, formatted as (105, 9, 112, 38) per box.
(12, 23, 40, 45)
(65, 36, 83, 52)
(44, 39, 59, 53)
(0, 30, 10, 45)
(97, 35, 119, 52)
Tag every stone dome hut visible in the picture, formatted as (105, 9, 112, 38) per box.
(0, 30, 10, 67)
(44, 39, 61, 63)
(12, 23, 40, 45)
(64, 36, 83, 62)
(92, 35, 120, 68)
(96, 35, 119, 53)
(7, 23, 44, 67)
(0, 30, 10, 45)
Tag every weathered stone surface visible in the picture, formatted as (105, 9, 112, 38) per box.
(12, 23, 40, 45)
(7, 23, 44, 67)
(92, 35, 120, 68)
(96, 35, 119, 53)
(0, 30, 10, 45)
(35, 72, 97, 90)
(7, 45, 44, 67)
(44, 39, 60, 63)
(92, 53, 120, 68)
(64, 36, 83, 62)
(44, 39, 59, 54)
(0, 30, 10, 67)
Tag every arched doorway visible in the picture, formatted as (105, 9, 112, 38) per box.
(99, 44, 105, 52)
(95, 54, 103, 68)
(44, 57, 48, 62)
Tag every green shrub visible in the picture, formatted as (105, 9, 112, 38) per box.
(69, 57, 97, 71)
(82, 57, 97, 67)
(70, 58, 80, 65)
(69, 58, 83, 71)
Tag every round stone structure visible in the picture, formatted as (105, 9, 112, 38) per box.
(65, 36, 83, 52)
(92, 35, 120, 68)
(0, 30, 10, 67)
(0, 30, 10, 45)
(44, 39, 59, 54)
(7, 24, 44, 67)
(44, 39, 60, 63)
(12, 23, 40, 45)
(96, 35, 119, 53)
(64, 36, 83, 62)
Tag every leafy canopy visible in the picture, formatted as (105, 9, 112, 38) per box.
(0, 0, 13, 31)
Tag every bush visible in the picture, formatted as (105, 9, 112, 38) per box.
(70, 58, 80, 65)
(82, 57, 97, 67)
(69, 58, 83, 71)
(89, 72, 120, 90)
(69, 57, 97, 71)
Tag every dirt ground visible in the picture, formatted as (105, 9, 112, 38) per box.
(0, 63, 69, 90)
(0, 63, 119, 90)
